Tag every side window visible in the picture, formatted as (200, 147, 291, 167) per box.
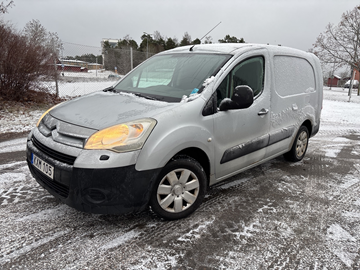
(273, 56, 315, 96)
(216, 56, 264, 106)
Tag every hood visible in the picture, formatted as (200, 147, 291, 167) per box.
(50, 91, 176, 130)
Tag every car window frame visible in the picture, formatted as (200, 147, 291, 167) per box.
(216, 55, 265, 106)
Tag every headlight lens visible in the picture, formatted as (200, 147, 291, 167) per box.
(84, 118, 157, 152)
(36, 103, 62, 127)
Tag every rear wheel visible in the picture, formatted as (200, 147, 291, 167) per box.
(284, 126, 309, 162)
(150, 156, 207, 220)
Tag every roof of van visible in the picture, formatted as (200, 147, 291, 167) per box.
(160, 43, 310, 56)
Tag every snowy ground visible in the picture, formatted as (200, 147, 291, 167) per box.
(0, 87, 360, 269)
(53, 69, 120, 98)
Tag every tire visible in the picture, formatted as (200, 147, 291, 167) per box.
(284, 126, 309, 162)
(149, 156, 207, 220)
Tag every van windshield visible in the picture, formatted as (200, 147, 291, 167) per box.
(114, 53, 232, 102)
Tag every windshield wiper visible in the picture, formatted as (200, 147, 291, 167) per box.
(103, 86, 116, 92)
(134, 92, 159, 101)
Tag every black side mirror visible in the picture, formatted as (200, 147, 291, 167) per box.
(219, 85, 254, 111)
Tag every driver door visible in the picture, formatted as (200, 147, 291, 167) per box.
(212, 53, 271, 181)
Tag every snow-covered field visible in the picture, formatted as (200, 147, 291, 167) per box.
(41, 69, 121, 98)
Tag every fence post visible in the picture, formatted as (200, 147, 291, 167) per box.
(130, 47, 133, 70)
(54, 57, 59, 97)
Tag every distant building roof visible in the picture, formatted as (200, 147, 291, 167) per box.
(60, 59, 87, 64)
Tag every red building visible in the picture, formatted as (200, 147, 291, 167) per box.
(353, 69, 359, 81)
(327, 75, 341, 87)
(57, 64, 88, 72)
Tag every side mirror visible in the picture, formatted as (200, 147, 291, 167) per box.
(219, 85, 254, 111)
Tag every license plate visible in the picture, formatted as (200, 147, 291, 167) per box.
(31, 153, 54, 179)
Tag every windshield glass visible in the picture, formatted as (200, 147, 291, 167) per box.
(114, 53, 232, 102)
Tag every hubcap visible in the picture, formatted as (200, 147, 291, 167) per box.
(157, 168, 200, 213)
(173, 184, 183, 196)
(296, 131, 308, 158)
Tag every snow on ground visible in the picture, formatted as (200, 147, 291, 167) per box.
(321, 87, 360, 130)
(0, 109, 44, 135)
(0, 138, 27, 153)
(56, 80, 115, 97)
(63, 69, 117, 79)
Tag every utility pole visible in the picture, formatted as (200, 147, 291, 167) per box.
(130, 47, 133, 70)
(348, 70, 355, 102)
(54, 54, 59, 97)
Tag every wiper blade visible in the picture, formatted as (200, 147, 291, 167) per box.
(134, 92, 159, 101)
(103, 86, 116, 92)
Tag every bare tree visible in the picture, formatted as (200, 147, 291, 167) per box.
(180, 32, 192, 46)
(0, 20, 63, 101)
(23, 19, 63, 96)
(204, 36, 213, 44)
(0, 0, 14, 14)
(312, 6, 360, 88)
(23, 19, 62, 56)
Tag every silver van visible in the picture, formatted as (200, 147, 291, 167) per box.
(27, 44, 323, 220)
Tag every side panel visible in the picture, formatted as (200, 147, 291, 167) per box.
(135, 97, 214, 175)
(266, 53, 320, 158)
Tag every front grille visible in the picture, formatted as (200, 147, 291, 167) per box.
(30, 164, 69, 198)
(32, 136, 77, 165)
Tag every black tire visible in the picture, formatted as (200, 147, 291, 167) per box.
(284, 126, 309, 162)
(149, 156, 207, 220)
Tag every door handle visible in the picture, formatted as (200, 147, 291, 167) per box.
(258, 108, 269, 116)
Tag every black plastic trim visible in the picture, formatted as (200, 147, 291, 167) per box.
(221, 134, 269, 164)
(27, 139, 161, 215)
(31, 136, 76, 165)
(220, 126, 295, 164)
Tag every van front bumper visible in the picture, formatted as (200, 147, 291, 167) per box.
(26, 138, 161, 215)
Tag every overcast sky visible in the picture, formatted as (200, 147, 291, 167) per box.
(2, 0, 359, 56)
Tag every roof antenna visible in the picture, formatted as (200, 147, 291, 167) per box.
(190, 21, 222, 51)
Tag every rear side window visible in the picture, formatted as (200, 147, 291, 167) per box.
(274, 56, 316, 97)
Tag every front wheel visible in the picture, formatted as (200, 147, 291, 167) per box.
(149, 156, 207, 220)
(284, 126, 309, 162)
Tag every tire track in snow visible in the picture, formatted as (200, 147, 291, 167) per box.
(333, 178, 360, 209)
(326, 223, 359, 268)
(0, 186, 45, 206)
(0, 230, 69, 266)
(317, 128, 360, 137)
(0, 161, 26, 172)
(0, 137, 26, 154)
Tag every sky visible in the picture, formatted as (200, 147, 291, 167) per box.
(2, 0, 359, 57)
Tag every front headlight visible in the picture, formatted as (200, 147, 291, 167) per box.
(84, 118, 157, 153)
(36, 103, 63, 127)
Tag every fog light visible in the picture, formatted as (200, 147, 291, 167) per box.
(85, 188, 107, 204)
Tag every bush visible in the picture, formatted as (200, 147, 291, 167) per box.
(0, 22, 58, 101)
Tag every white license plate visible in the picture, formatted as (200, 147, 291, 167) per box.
(31, 153, 54, 179)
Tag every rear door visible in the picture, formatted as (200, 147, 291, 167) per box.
(212, 50, 271, 181)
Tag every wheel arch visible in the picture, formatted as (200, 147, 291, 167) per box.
(301, 119, 312, 135)
(170, 147, 211, 187)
